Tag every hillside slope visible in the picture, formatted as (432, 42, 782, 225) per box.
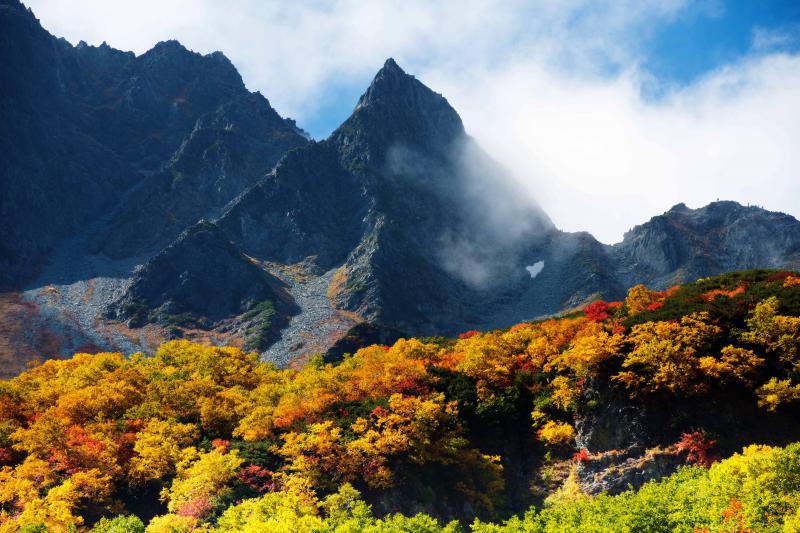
(1, 270, 799, 530)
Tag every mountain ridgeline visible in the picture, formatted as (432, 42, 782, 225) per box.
(2, 0, 800, 368)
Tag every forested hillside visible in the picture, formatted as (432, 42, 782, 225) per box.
(1, 269, 800, 531)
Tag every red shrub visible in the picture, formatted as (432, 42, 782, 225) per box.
(583, 300, 610, 321)
(371, 406, 388, 418)
(177, 497, 214, 519)
(767, 271, 794, 282)
(609, 321, 625, 335)
(238, 464, 275, 494)
(211, 438, 230, 452)
(676, 431, 717, 467)
(572, 448, 590, 463)
(662, 285, 681, 298)
(646, 301, 664, 311)
(699, 284, 746, 302)
(394, 376, 424, 394)
(721, 498, 745, 530)
(458, 330, 479, 339)
(116, 430, 138, 465)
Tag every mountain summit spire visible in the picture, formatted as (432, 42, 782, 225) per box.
(381, 57, 403, 72)
(336, 58, 464, 157)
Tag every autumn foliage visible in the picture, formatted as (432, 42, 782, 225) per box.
(676, 431, 717, 467)
(0, 270, 798, 530)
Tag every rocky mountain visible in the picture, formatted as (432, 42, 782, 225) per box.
(215, 58, 554, 337)
(0, 0, 307, 288)
(111, 221, 295, 350)
(2, 1, 799, 371)
(612, 201, 800, 289)
(89, 91, 308, 259)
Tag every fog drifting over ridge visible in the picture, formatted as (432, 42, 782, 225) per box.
(431, 52, 800, 244)
(25, 0, 800, 244)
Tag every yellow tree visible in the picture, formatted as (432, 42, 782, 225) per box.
(614, 313, 721, 396)
(128, 418, 198, 483)
(625, 284, 660, 315)
(741, 296, 800, 369)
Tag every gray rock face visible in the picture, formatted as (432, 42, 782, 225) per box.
(217, 59, 558, 337)
(613, 201, 800, 290)
(0, 0, 136, 287)
(575, 376, 649, 453)
(576, 447, 685, 495)
(112, 222, 293, 336)
(90, 92, 308, 258)
(217, 142, 368, 269)
(573, 375, 666, 495)
(0, 0, 306, 288)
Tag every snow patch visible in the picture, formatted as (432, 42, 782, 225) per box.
(526, 261, 545, 279)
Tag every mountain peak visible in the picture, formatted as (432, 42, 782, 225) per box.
(1, 0, 41, 29)
(380, 57, 404, 74)
(147, 39, 190, 56)
(1, 0, 32, 16)
(335, 58, 464, 157)
(356, 57, 424, 108)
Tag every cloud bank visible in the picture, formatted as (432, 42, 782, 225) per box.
(26, 0, 800, 243)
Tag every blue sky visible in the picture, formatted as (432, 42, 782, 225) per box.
(26, 0, 800, 242)
(643, 1, 800, 87)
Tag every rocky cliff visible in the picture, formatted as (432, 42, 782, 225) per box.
(2, 1, 800, 371)
(613, 201, 800, 290)
(0, 0, 307, 288)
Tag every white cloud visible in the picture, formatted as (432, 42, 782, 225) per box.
(25, 0, 800, 243)
(432, 53, 800, 242)
(752, 25, 800, 52)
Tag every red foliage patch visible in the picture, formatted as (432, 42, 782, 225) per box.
(699, 284, 746, 302)
(394, 376, 424, 394)
(211, 438, 230, 452)
(583, 300, 610, 321)
(238, 464, 275, 494)
(767, 271, 794, 282)
(458, 330, 480, 339)
(646, 301, 664, 312)
(371, 406, 388, 419)
(663, 285, 681, 298)
(124, 419, 145, 432)
(66, 425, 105, 457)
(721, 497, 746, 530)
(676, 431, 717, 468)
(177, 496, 214, 519)
(609, 321, 625, 335)
(572, 448, 590, 463)
(116, 431, 138, 465)
(0, 447, 15, 465)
